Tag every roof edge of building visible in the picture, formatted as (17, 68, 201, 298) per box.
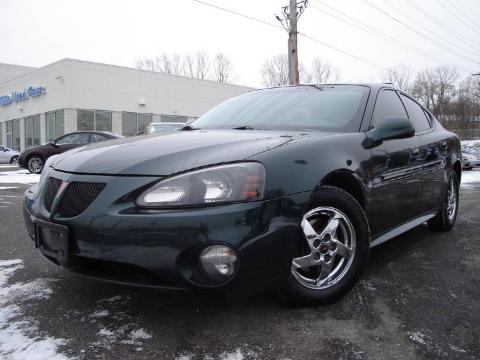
(0, 58, 255, 91)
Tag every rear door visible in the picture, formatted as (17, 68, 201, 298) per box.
(399, 94, 443, 214)
(368, 89, 422, 235)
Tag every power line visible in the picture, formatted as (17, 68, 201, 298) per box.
(442, 0, 480, 30)
(361, 0, 479, 63)
(190, 0, 388, 71)
(381, 0, 478, 58)
(190, 0, 282, 30)
(404, 0, 480, 51)
(311, 1, 476, 73)
(435, 0, 480, 35)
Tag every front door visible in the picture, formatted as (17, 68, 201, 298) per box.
(367, 89, 422, 235)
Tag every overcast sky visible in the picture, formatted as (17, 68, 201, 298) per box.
(0, 0, 479, 87)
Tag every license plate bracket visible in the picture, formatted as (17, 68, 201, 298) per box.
(35, 220, 69, 261)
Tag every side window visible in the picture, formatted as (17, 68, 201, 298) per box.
(90, 134, 108, 143)
(56, 133, 91, 145)
(399, 94, 431, 133)
(371, 90, 408, 129)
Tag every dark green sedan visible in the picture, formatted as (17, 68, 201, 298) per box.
(23, 84, 462, 305)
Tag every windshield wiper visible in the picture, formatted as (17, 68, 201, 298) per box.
(181, 125, 201, 131)
(232, 125, 256, 130)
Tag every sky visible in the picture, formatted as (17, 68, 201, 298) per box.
(0, 0, 479, 87)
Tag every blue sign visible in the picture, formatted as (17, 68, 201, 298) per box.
(0, 86, 46, 106)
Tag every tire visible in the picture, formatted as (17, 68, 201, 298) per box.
(278, 186, 370, 306)
(10, 155, 18, 165)
(27, 156, 44, 174)
(428, 170, 459, 231)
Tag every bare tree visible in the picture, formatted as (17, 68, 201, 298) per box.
(308, 58, 340, 84)
(212, 53, 234, 83)
(411, 65, 459, 115)
(382, 64, 414, 92)
(136, 53, 184, 75)
(261, 54, 289, 87)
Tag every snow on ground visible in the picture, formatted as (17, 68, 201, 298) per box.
(0, 259, 71, 360)
(461, 169, 480, 188)
(0, 169, 40, 184)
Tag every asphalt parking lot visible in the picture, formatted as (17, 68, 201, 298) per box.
(0, 165, 479, 360)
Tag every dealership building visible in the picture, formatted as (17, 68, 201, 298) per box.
(0, 59, 252, 151)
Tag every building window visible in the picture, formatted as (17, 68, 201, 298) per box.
(122, 113, 152, 136)
(46, 110, 65, 141)
(7, 119, 21, 151)
(77, 110, 112, 132)
(161, 114, 189, 123)
(25, 115, 40, 148)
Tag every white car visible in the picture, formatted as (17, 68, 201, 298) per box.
(0, 145, 19, 164)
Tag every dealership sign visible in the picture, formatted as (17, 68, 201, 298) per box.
(0, 86, 46, 106)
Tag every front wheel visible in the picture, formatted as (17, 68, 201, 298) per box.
(428, 171, 459, 231)
(278, 187, 370, 305)
(27, 156, 44, 174)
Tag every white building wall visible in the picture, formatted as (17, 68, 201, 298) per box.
(0, 121, 5, 146)
(19, 118, 25, 150)
(64, 109, 77, 133)
(0, 59, 253, 150)
(111, 112, 122, 134)
(39, 113, 46, 144)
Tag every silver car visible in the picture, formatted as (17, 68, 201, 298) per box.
(0, 145, 19, 165)
(144, 122, 184, 135)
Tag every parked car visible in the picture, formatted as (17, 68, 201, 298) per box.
(462, 151, 480, 170)
(23, 84, 461, 305)
(0, 145, 19, 164)
(143, 122, 184, 135)
(18, 131, 122, 174)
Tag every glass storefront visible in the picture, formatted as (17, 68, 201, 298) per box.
(24, 115, 40, 148)
(77, 110, 112, 132)
(46, 110, 65, 141)
(122, 112, 152, 136)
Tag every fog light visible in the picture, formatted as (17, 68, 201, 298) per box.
(199, 245, 237, 279)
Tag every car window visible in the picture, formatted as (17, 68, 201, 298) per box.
(399, 94, 431, 133)
(371, 90, 408, 129)
(90, 133, 108, 143)
(0, 146, 4, 151)
(55, 133, 91, 145)
(192, 85, 370, 132)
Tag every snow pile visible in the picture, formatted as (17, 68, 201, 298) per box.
(0, 259, 71, 359)
(0, 170, 40, 184)
(461, 169, 480, 188)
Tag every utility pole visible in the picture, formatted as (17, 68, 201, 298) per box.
(276, 1, 308, 85)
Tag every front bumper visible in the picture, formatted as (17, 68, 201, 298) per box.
(23, 169, 310, 294)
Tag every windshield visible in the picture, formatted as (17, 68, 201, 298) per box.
(192, 85, 369, 132)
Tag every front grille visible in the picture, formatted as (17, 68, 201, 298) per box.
(58, 182, 106, 217)
(44, 177, 62, 211)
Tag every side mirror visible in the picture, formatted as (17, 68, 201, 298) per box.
(50, 141, 59, 147)
(364, 117, 414, 148)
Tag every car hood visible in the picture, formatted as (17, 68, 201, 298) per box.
(52, 129, 330, 176)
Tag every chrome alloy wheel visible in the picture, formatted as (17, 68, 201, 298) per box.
(447, 179, 457, 222)
(291, 207, 356, 290)
(28, 157, 43, 174)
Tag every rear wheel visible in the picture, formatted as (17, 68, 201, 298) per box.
(10, 155, 18, 165)
(27, 156, 44, 174)
(279, 187, 370, 305)
(428, 170, 459, 231)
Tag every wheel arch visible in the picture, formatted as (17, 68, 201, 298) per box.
(317, 169, 366, 209)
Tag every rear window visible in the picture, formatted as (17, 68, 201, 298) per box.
(192, 85, 370, 132)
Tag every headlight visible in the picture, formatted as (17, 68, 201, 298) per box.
(136, 162, 265, 208)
